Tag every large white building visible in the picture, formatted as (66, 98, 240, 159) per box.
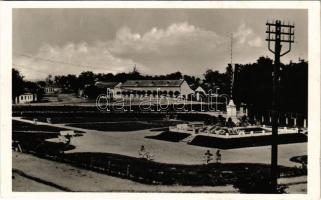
(111, 79, 194, 99)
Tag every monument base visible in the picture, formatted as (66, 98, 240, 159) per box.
(226, 99, 239, 123)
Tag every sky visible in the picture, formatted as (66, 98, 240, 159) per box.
(13, 9, 307, 80)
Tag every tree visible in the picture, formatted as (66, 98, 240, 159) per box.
(12, 68, 25, 102)
(203, 69, 229, 94)
(129, 66, 143, 80)
(83, 84, 100, 99)
(78, 71, 95, 88)
(232, 57, 307, 116)
(24, 81, 44, 101)
(54, 74, 79, 92)
(45, 74, 54, 85)
(166, 71, 182, 80)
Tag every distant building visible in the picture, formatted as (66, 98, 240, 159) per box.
(44, 86, 61, 94)
(14, 93, 37, 104)
(113, 79, 194, 99)
(78, 88, 85, 98)
(95, 81, 121, 99)
(78, 84, 91, 98)
(44, 86, 55, 94)
(194, 86, 207, 101)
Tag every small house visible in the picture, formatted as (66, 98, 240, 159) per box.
(14, 93, 37, 104)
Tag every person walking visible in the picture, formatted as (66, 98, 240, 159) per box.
(204, 149, 213, 164)
(216, 149, 222, 163)
(138, 145, 146, 158)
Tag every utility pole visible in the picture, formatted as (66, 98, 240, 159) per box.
(266, 20, 294, 192)
(230, 33, 234, 100)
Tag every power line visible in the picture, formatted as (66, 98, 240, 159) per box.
(13, 51, 127, 73)
(13, 51, 91, 68)
(12, 63, 49, 75)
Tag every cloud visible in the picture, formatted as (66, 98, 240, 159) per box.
(108, 22, 230, 74)
(248, 37, 263, 47)
(14, 22, 266, 80)
(234, 23, 263, 48)
(14, 42, 144, 80)
(111, 22, 226, 56)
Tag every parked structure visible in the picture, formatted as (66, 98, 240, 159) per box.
(14, 93, 37, 104)
(194, 86, 207, 101)
(44, 86, 61, 94)
(172, 122, 205, 134)
(44, 86, 55, 94)
(113, 79, 194, 99)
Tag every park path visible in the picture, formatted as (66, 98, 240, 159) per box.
(12, 152, 238, 192)
(279, 176, 307, 193)
(12, 152, 306, 193)
(12, 117, 307, 167)
(12, 117, 89, 133)
(12, 117, 307, 193)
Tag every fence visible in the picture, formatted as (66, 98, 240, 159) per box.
(13, 141, 306, 187)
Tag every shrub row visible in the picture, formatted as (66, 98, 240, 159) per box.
(189, 134, 308, 149)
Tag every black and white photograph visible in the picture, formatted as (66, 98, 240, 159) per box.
(0, 1, 319, 198)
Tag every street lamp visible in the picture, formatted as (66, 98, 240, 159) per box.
(215, 87, 220, 111)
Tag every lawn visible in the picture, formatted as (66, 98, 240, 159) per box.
(17, 109, 211, 125)
(13, 120, 77, 154)
(13, 120, 68, 132)
(67, 121, 180, 132)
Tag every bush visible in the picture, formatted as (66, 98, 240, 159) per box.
(233, 168, 287, 193)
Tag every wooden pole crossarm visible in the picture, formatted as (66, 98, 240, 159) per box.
(281, 43, 292, 57)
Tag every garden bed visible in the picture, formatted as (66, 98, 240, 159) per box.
(189, 134, 307, 149)
(145, 131, 191, 142)
(67, 121, 179, 132)
(13, 120, 68, 132)
(290, 155, 307, 165)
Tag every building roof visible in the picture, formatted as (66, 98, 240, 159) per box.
(20, 93, 34, 96)
(188, 122, 204, 125)
(121, 79, 185, 88)
(95, 81, 120, 89)
(195, 86, 206, 94)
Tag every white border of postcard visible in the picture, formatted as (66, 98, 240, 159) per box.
(0, 1, 320, 200)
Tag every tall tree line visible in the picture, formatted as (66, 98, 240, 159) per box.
(12, 69, 45, 103)
(12, 56, 308, 115)
(233, 57, 307, 115)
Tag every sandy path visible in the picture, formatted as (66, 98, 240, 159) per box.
(13, 171, 62, 192)
(12, 117, 307, 193)
(13, 117, 89, 133)
(12, 152, 238, 192)
(67, 129, 306, 167)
